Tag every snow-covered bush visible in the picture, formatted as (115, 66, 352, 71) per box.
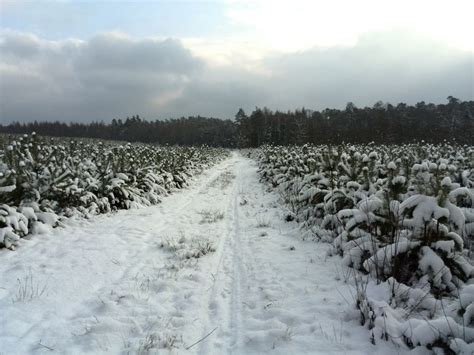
(0, 133, 228, 249)
(255, 143, 474, 352)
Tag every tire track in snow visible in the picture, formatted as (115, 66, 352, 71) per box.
(228, 164, 247, 352)
(195, 157, 249, 354)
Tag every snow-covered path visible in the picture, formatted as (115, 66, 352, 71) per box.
(0, 153, 399, 354)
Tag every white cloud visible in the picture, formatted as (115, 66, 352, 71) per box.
(226, 0, 474, 52)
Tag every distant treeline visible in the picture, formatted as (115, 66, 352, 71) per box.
(1, 116, 237, 147)
(1, 97, 472, 147)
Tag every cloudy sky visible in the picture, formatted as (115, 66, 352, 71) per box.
(0, 0, 473, 123)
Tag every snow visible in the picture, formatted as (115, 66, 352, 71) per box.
(19, 207, 37, 221)
(0, 185, 16, 193)
(0, 153, 403, 354)
(363, 240, 421, 275)
(460, 285, 474, 309)
(387, 161, 397, 170)
(418, 246, 453, 289)
(35, 212, 59, 227)
(399, 195, 450, 231)
(441, 176, 452, 188)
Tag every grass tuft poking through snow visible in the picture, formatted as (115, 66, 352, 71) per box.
(198, 208, 225, 224)
(160, 234, 216, 260)
(13, 270, 47, 303)
(135, 332, 178, 353)
(255, 214, 271, 228)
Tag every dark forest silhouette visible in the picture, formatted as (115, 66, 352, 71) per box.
(1, 97, 472, 147)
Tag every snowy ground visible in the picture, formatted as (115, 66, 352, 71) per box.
(0, 153, 406, 354)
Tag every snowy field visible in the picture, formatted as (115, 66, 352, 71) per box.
(0, 153, 409, 354)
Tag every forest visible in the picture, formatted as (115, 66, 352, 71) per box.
(0, 97, 472, 146)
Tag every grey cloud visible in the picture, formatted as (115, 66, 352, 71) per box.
(1, 29, 472, 123)
(76, 35, 201, 74)
(0, 31, 203, 122)
(0, 31, 41, 59)
(159, 67, 269, 119)
(261, 30, 473, 110)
